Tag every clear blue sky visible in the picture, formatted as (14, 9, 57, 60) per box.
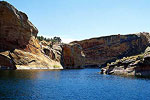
(3, 0, 150, 42)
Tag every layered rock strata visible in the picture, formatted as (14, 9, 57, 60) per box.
(0, 1, 63, 69)
(72, 33, 150, 67)
(1, 1, 150, 70)
(101, 47, 150, 77)
(61, 43, 85, 69)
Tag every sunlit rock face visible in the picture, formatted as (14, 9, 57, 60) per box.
(0, 1, 38, 51)
(1, 1, 150, 70)
(72, 33, 150, 67)
(0, 1, 63, 69)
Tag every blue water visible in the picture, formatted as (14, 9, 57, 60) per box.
(0, 69, 150, 100)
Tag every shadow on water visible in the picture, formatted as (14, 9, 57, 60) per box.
(0, 68, 150, 100)
(100, 73, 150, 80)
(0, 69, 62, 79)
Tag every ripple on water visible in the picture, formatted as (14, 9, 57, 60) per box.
(0, 69, 150, 100)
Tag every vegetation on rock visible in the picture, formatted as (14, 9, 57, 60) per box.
(37, 36, 62, 43)
(101, 46, 150, 77)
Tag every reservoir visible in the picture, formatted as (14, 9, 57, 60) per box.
(0, 68, 150, 100)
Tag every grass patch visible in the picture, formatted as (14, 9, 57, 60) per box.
(53, 65, 61, 68)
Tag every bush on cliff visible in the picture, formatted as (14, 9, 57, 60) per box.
(37, 36, 62, 43)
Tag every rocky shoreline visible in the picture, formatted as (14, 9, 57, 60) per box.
(1, 1, 150, 77)
(100, 47, 150, 77)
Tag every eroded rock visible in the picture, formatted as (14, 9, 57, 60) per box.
(61, 43, 85, 69)
(72, 33, 150, 66)
(0, 1, 63, 69)
(0, 1, 38, 51)
(101, 47, 150, 77)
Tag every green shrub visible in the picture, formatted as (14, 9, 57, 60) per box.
(37, 36, 62, 43)
(138, 55, 144, 60)
(53, 65, 61, 68)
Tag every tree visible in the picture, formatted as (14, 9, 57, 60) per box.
(53, 36, 61, 43)
(37, 36, 62, 43)
(37, 36, 44, 41)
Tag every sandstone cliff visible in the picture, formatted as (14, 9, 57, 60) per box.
(1, 1, 150, 70)
(0, 1, 63, 69)
(72, 33, 150, 67)
(39, 41, 85, 69)
(61, 43, 85, 69)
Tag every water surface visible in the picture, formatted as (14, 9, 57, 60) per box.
(0, 69, 150, 100)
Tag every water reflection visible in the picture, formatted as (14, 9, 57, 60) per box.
(0, 69, 150, 100)
(0, 69, 61, 79)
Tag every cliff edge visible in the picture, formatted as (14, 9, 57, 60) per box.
(72, 33, 150, 67)
(0, 1, 63, 69)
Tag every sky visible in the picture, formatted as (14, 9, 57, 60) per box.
(3, 0, 150, 43)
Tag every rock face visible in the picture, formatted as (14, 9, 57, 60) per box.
(61, 43, 85, 69)
(0, 1, 63, 69)
(101, 47, 150, 77)
(72, 33, 150, 67)
(1, 1, 150, 70)
(39, 41, 85, 69)
(0, 1, 38, 51)
(40, 42, 62, 62)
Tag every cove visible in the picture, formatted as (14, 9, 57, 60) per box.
(0, 68, 150, 100)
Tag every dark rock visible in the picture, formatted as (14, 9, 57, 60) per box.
(101, 47, 150, 77)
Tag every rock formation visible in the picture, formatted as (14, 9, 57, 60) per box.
(1, 1, 150, 71)
(0, 1, 38, 51)
(40, 42, 62, 62)
(0, 1, 63, 69)
(61, 43, 85, 69)
(101, 47, 150, 77)
(72, 33, 150, 67)
(39, 40, 85, 69)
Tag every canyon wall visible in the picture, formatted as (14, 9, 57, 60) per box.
(72, 33, 150, 67)
(61, 43, 85, 69)
(1, 1, 150, 70)
(0, 1, 63, 69)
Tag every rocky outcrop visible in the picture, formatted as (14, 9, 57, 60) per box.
(0, 1, 38, 51)
(39, 41, 85, 69)
(0, 51, 16, 69)
(61, 43, 85, 69)
(1, 1, 150, 70)
(101, 47, 150, 77)
(40, 42, 62, 62)
(0, 1, 63, 69)
(60, 33, 150, 69)
(72, 33, 150, 67)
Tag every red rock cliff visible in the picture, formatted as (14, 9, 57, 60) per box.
(61, 43, 85, 68)
(72, 33, 150, 67)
